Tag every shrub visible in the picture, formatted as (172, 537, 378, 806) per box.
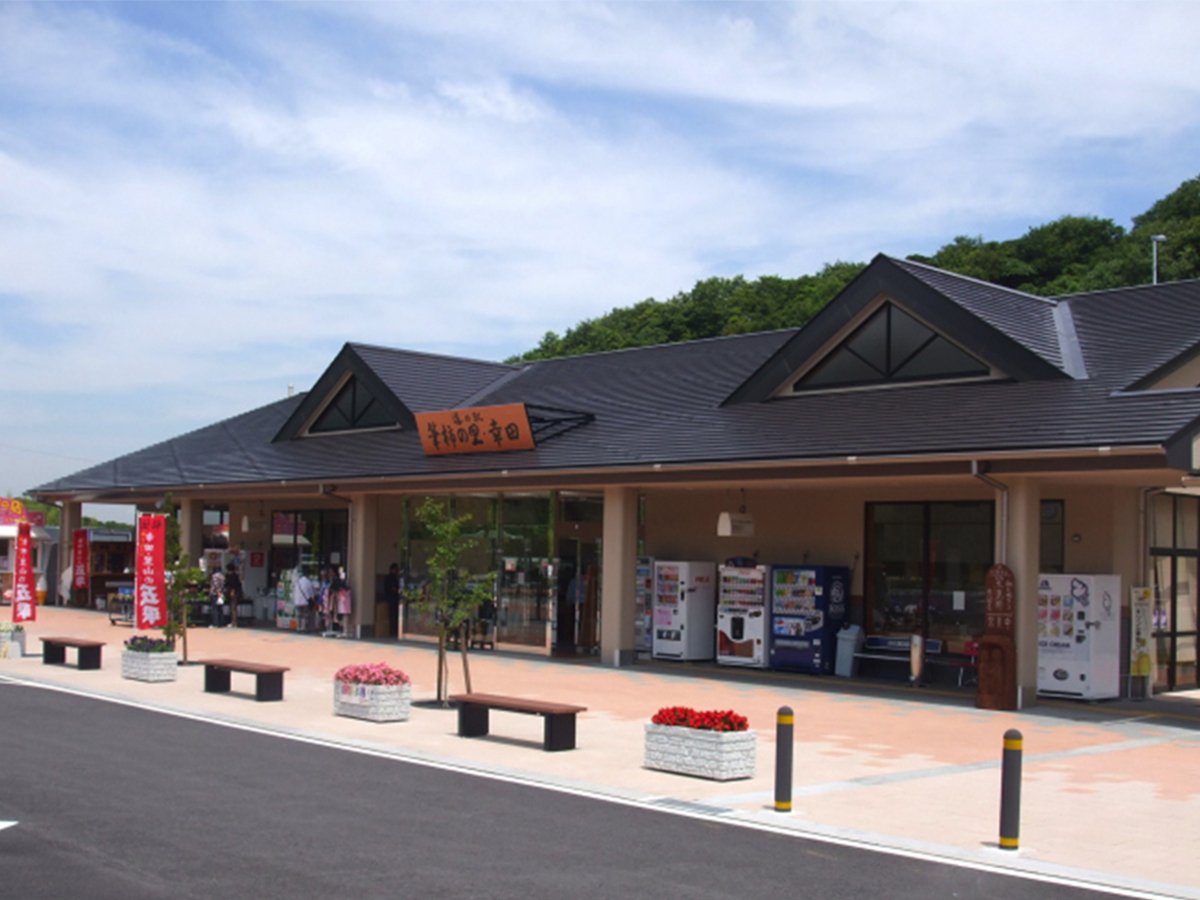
(125, 635, 176, 653)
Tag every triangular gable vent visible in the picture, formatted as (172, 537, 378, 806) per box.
(789, 302, 991, 393)
(308, 375, 399, 434)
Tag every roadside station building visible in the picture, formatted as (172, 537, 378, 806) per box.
(31, 256, 1200, 700)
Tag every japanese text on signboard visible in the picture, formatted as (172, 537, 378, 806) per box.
(73, 528, 90, 591)
(135, 515, 167, 630)
(985, 563, 1016, 636)
(12, 523, 36, 623)
(0, 497, 45, 527)
(415, 404, 536, 456)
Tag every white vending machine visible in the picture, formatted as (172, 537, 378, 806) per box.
(1037, 574, 1121, 699)
(652, 561, 717, 661)
(717, 565, 768, 668)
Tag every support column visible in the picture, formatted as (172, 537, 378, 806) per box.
(348, 493, 379, 637)
(179, 499, 204, 568)
(1008, 476, 1041, 707)
(58, 501, 82, 605)
(600, 486, 638, 668)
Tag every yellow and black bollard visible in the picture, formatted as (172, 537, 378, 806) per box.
(999, 728, 1023, 850)
(775, 706, 793, 813)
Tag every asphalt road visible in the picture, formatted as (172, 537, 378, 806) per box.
(0, 681, 1114, 900)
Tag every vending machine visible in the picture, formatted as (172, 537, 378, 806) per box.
(768, 565, 849, 674)
(1037, 574, 1121, 699)
(652, 561, 717, 661)
(717, 565, 768, 668)
(633, 556, 655, 655)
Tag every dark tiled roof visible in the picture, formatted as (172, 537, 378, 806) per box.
(887, 257, 1067, 372)
(349, 343, 518, 413)
(31, 263, 1200, 495)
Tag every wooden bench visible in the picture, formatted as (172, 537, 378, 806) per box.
(449, 692, 587, 752)
(199, 658, 289, 702)
(42, 637, 105, 670)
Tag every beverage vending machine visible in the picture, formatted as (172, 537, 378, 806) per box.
(652, 561, 717, 661)
(768, 565, 849, 674)
(717, 564, 768, 668)
(633, 556, 655, 655)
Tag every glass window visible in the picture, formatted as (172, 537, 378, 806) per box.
(1176, 498, 1198, 550)
(309, 376, 397, 434)
(202, 508, 229, 549)
(1040, 500, 1065, 574)
(1150, 493, 1174, 549)
(866, 501, 994, 643)
(795, 303, 989, 392)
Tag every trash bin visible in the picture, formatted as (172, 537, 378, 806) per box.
(835, 624, 863, 677)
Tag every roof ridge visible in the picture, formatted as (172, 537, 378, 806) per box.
(515, 327, 800, 366)
(348, 342, 521, 369)
(1052, 276, 1200, 302)
(889, 255, 1059, 306)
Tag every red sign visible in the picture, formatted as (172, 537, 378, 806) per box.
(12, 523, 36, 623)
(415, 404, 536, 456)
(0, 498, 44, 527)
(250, 551, 265, 568)
(134, 515, 168, 630)
(73, 529, 90, 591)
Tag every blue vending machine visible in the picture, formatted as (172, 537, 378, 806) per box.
(768, 565, 849, 674)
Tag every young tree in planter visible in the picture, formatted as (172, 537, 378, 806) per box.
(406, 498, 496, 704)
(158, 495, 205, 663)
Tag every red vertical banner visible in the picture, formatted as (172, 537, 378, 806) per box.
(73, 528, 90, 591)
(134, 515, 167, 630)
(12, 523, 36, 623)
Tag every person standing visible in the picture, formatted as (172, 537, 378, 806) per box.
(209, 566, 227, 628)
(224, 561, 243, 628)
(292, 566, 315, 632)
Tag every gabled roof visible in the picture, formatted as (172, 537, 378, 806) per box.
(723, 255, 1077, 405)
(273, 343, 519, 441)
(30, 261, 1200, 498)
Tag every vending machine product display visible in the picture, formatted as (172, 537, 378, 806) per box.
(717, 565, 768, 668)
(633, 556, 655, 655)
(652, 561, 717, 661)
(1036, 574, 1120, 699)
(768, 565, 849, 674)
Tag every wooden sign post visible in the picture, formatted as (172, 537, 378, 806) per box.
(976, 563, 1018, 710)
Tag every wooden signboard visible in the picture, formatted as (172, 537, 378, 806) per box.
(977, 563, 1018, 711)
(416, 404, 536, 456)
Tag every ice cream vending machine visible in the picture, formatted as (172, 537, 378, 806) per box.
(768, 565, 849, 674)
(717, 565, 768, 668)
(652, 561, 717, 661)
(1037, 574, 1121, 700)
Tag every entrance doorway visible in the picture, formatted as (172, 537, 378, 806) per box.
(1149, 493, 1199, 692)
(555, 494, 603, 655)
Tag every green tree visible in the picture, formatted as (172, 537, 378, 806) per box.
(405, 498, 496, 704)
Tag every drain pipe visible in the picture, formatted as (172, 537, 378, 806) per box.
(1139, 487, 1165, 587)
(972, 461, 1009, 565)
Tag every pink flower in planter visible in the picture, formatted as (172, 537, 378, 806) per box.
(334, 663, 411, 686)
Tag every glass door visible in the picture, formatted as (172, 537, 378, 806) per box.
(1149, 493, 1200, 692)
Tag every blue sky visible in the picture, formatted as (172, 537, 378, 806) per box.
(2, 1, 1199, 517)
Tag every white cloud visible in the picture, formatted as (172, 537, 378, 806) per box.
(1, 1, 1198, 496)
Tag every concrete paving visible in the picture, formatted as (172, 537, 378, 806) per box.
(4, 607, 1200, 898)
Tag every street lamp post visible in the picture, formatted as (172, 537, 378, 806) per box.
(1151, 234, 1167, 285)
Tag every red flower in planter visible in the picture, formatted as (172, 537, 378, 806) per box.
(651, 706, 748, 732)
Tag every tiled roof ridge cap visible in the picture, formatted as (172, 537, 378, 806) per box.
(347, 342, 523, 369)
(516, 326, 801, 366)
(887, 255, 1059, 306)
(1051, 275, 1200, 302)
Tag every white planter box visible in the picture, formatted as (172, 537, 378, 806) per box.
(0, 632, 25, 659)
(121, 649, 179, 682)
(333, 681, 411, 722)
(644, 723, 757, 781)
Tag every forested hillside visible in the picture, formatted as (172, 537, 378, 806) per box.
(511, 175, 1200, 362)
